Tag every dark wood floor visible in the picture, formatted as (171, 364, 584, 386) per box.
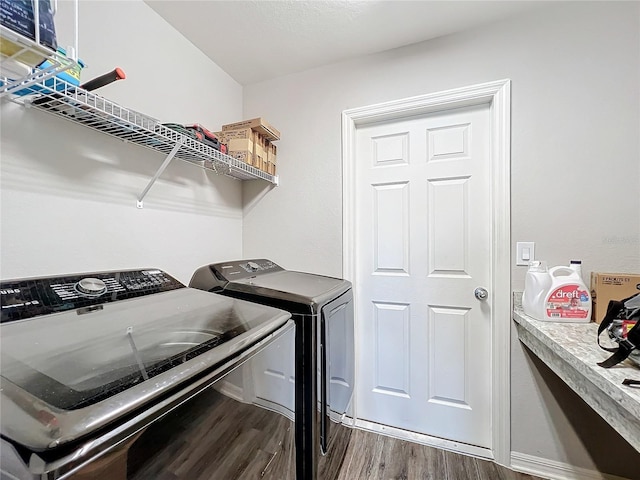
(128, 389, 296, 480)
(124, 387, 545, 480)
(337, 428, 547, 480)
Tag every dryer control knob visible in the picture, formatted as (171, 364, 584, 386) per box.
(75, 278, 107, 296)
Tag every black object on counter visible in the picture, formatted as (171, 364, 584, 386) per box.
(597, 293, 640, 369)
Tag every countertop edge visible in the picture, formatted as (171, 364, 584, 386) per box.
(512, 292, 640, 453)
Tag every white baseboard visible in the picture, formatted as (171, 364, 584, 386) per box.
(354, 419, 493, 460)
(215, 380, 244, 402)
(510, 452, 630, 480)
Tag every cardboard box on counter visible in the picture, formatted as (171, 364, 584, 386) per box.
(222, 117, 280, 141)
(590, 272, 640, 323)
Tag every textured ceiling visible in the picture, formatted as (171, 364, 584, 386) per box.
(145, 1, 544, 85)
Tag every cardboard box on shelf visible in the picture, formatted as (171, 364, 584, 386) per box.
(266, 141, 277, 165)
(217, 127, 253, 141)
(215, 129, 256, 166)
(215, 129, 252, 154)
(215, 126, 279, 174)
(222, 117, 280, 141)
(590, 273, 640, 323)
(254, 134, 267, 171)
(228, 150, 252, 165)
(226, 138, 254, 154)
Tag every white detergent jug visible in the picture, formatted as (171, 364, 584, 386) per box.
(523, 261, 552, 320)
(543, 266, 592, 322)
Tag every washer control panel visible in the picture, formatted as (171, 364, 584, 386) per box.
(1, 269, 184, 323)
(75, 277, 108, 296)
(211, 259, 283, 281)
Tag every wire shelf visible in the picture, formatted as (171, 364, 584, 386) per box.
(4, 74, 278, 189)
(0, 25, 78, 97)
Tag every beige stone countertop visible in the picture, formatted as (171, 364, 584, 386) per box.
(512, 292, 640, 452)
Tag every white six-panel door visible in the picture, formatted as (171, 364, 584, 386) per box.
(354, 104, 493, 448)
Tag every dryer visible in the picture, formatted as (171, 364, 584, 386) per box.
(190, 259, 354, 480)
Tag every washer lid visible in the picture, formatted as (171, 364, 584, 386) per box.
(228, 270, 351, 308)
(0, 287, 290, 451)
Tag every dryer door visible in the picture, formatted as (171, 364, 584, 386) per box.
(319, 288, 354, 454)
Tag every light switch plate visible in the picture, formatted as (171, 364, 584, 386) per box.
(516, 242, 535, 266)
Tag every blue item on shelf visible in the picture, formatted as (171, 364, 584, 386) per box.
(3, 47, 85, 96)
(38, 47, 85, 86)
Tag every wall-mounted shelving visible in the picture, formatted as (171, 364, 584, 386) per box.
(0, 23, 77, 97)
(1, 50, 279, 207)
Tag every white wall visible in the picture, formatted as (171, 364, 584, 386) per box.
(1, 0, 244, 284)
(242, 1, 640, 477)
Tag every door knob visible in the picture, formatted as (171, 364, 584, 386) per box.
(474, 287, 489, 301)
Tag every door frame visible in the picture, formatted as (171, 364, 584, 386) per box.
(341, 79, 511, 465)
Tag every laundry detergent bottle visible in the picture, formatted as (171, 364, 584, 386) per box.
(543, 266, 592, 322)
(523, 261, 552, 320)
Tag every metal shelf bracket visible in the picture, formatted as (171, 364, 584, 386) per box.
(136, 138, 184, 209)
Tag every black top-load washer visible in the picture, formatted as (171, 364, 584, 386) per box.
(0, 268, 294, 480)
(190, 259, 355, 480)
